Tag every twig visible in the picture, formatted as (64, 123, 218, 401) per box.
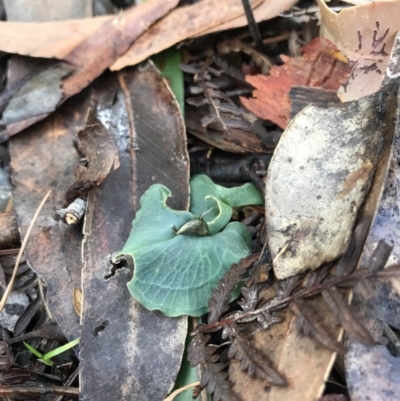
(38, 278, 54, 320)
(241, 0, 264, 51)
(54, 366, 80, 401)
(0, 386, 79, 397)
(0, 249, 20, 255)
(163, 382, 200, 401)
(0, 190, 52, 312)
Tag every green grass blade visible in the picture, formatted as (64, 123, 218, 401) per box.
(43, 337, 80, 360)
(23, 341, 44, 359)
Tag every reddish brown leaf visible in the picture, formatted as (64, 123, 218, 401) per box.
(240, 38, 353, 129)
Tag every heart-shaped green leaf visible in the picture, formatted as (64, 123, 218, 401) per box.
(189, 174, 264, 234)
(117, 184, 251, 317)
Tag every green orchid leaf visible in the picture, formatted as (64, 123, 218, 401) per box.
(201, 195, 232, 235)
(118, 184, 251, 317)
(189, 174, 264, 222)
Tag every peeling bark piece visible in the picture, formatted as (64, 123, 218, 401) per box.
(111, 0, 264, 71)
(241, 38, 353, 129)
(80, 62, 189, 401)
(9, 92, 91, 341)
(317, 0, 400, 101)
(266, 84, 398, 280)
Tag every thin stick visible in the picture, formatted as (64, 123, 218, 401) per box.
(38, 278, 53, 319)
(241, 0, 264, 51)
(0, 249, 20, 255)
(163, 382, 200, 401)
(272, 242, 289, 264)
(0, 386, 78, 397)
(54, 366, 80, 401)
(0, 190, 52, 312)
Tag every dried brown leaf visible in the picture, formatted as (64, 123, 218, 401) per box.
(0, 16, 107, 58)
(111, 0, 264, 71)
(63, 0, 179, 97)
(0, 368, 36, 385)
(186, 108, 262, 153)
(238, 286, 259, 312)
(10, 91, 91, 342)
(13, 296, 42, 337)
(0, 0, 180, 137)
(80, 62, 189, 401)
(7, 323, 66, 344)
(0, 63, 73, 127)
